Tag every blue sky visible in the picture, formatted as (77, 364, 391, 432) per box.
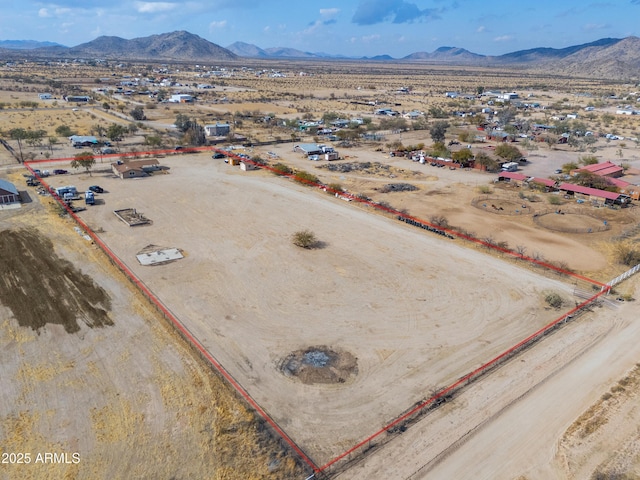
(2, 0, 639, 57)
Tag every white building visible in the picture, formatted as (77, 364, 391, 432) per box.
(169, 94, 194, 103)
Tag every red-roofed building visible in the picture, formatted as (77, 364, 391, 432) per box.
(497, 171, 528, 183)
(574, 161, 624, 178)
(558, 183, 629, 205)
(528, 177, 558, 191)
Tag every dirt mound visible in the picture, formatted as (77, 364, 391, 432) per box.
(280, 346, 358, 384)
(0, 228, 112, 333)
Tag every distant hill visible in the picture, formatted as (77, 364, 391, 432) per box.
(544, 36, 640, 79)
(68, 31, 237, 61)
(23, 31, 237, 62)
(226, 41, 268, 58)
(0, 40, 64, 49)
(262, 47, 320, 59)
(1, 31, 638, 79)
(403, 46, 485, 62)
(366, 54, 395, 61)
(495, 37, 622, 63)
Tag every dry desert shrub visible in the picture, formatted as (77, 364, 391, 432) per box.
(292, 230, 319, 249)
(611, 241, 640, 266)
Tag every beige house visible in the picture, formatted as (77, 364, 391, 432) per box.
(112, 159, 160, 179)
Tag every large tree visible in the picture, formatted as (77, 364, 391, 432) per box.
(429, 121, 450, 144)
(474, 151, 499, 172)
(174, 113, 194, 133)
(495, 143, 523, 161)
(71, 151, 96, 176)
(7, 128, 29, 162)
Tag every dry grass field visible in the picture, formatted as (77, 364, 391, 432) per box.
(2, 59, 640, 479)
(0, 194, 309, 480)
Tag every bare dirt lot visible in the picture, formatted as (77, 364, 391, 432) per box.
(48, 154, 591, 467)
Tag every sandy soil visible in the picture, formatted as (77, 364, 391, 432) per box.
(334, 281, 640, 479)
(42, 153, 601, 468)
(254, 141, 640, 278)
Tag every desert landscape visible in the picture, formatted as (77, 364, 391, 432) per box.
(1, 52, 640, 480)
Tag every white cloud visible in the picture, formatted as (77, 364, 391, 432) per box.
(134, 2, 177, 14)
(38, 8, 52, 18)
(320, 8, 339, 16)
(362, 34, 381, 43)
(209, 20, 227, 29)
(583, 23, 609, 31)
(493, 35, 513, 42)
(476, 25, 485, 33)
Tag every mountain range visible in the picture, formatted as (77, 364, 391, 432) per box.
(1, 31, 639, 79)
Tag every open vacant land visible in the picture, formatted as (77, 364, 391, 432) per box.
(53, 155, 580, 466)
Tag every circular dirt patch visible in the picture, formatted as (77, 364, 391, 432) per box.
(280, 346, 358, 384)
(533, 212, 609, 233)
(472, 197, 533, 216)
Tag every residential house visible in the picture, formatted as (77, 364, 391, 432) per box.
(112, 159, 160, 179)
(69, 135, 98, 148)
(0, 179, 20, 204)
(204, 123, 230, 137)
(64, 95, 91, 102)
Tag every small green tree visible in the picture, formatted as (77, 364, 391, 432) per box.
(71, 151, 96, 176)
(144, 135, 163, 147)
(474, 152, 499, 172)
(130, 106, 146, 121)
(55, 124, 74, 137)
(561, 162, 578, 173)
(452, 148, 474, 166)
(292, 230, 318, 249)
(544, 292, 564, 309)
(294, 170, 319, 185)
(271, 163, 293, 176)
(48, 136, 57, 153)
(579, 155, 598, 165)
(106, 123, 127, 144)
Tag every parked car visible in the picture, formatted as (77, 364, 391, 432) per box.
(53, 169, 68, 175)
(88, 185, 104, 193)
(212, 152, 226, 159)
